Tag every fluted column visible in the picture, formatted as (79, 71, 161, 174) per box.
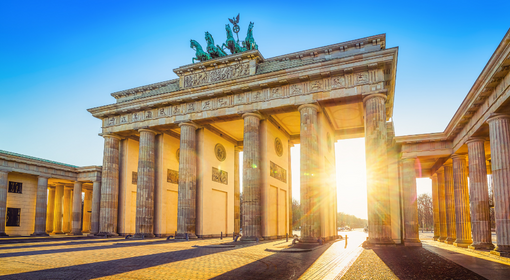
(70, 181, 83, 235)
(437, 168, 447, 242)
(364, 94, 393, 245)
(53, 184, 64, 234)
(32, 176, 50, 236)
(444, 164, 457, 244)
(487, 114, 510, 255)
(46, 186, 55, 233)
(0, 171, 9, 236)
(90, 181, 101, 235)
(99, 134, 121, 236)
(83, 189, 92, 233)
(298, 105, 320, 243)
(402, 157, 421, 246)
(135, 129, 157, 238)
(432, 174, 440, 241)
(63, 187, 71, 233)
(234, 147, 241, 236)
(467, 138, 494, 250)
(240, 113, 263, 241)
(288, 142, 293, 235)
(452, 155, 472, 247)
(176, 123, 199, 239)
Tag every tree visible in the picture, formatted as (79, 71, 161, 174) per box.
(292, 198, 302, 230)
(337, 212, 367, 228)
(417, 193, 433, 229)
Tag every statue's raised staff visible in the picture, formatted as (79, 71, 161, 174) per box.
(205, 31, 227, 58)
(190, 39, 211, 63)
(222, 24, 246, 54)
(243, 22, 258, 51)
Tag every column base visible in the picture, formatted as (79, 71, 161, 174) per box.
(240, 236, 264, 242)
(491, 245, 510, 257)
(404, 239, 422, 247)
(134, 233, 155, 239)
(468, 242, 495, 250)
(30, 232, 49, 237)
(445, 237, 456, 244)
(175, 233, 198, 239)
(433, 235, 440, 241)
(300, 236, 321, 243)
(96, 232, 119, 237)
(52, 231, 64, 234)
(67, 230, 83, 236)
(0, 232, 9, 237)
(453, 239, 473, 248)
(439, 236, 447, 242)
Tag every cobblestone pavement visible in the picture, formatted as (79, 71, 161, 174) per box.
(0, 232, 366, 280)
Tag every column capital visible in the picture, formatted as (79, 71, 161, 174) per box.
(178, 122, 200, 130)
(466, 137, 487, 145)
(363, 93, 387, 104)
(0, 169, 10, 175)
(37, 175, 50, 179)
(400, 157, 417, 163)
(102, 133, 123, 140)
(431, 173, 438, 179)
(297, 104, 320, 113)
(487, 113, 510, 124)
(138, 128, 158, 135)
(436, 166, 445, 174)
(451, 154, 467, 161)
(242, 112, 263, 120)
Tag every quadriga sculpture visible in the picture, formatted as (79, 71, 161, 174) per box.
(243, 22, 258, 51)
(222, 24, 246, 54)
(205, 31, 227, 58)
(190, 39, 211, 63)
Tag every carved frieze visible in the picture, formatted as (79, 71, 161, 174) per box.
(270, 161, 287, 183)
(183, 62, 250, 88)
(167, 169, 178, 184)
(212, 167, 228, 185)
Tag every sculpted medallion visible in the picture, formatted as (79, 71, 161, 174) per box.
(215, 143, 226, 162)
(274, 137, 283, 157)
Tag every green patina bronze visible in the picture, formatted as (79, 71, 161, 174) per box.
(222, 24, 246, 54)
(190, 39, 211, 63)
(243, 22, 258, 51)
(189, 15, 258, 63)
(205, 31, 228, 59)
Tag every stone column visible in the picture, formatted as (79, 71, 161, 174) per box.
(0, 171, 9, 236)
(487, 114, 510, 255)
(135, 129, 157, 238)
(70, 181, 83, 235)
(31, 176, 50, 236)
(176, 123, 199, 239)
(46, 186, 55, 233)
(402, 157, 421, 246)
(241, 113, 263, 241)
(83, 189, 92, 233)
(90, 180, 101, 235)
(298, 105, 320, 243)
(432, 174, 440, 241)
(452, 155, 473, 247)
(288, 142, 293, 235)
(444, 164, 457, 244)
(466, 138, 494, 250)
(234, 147, 241, 236)
(99, 134, 121, 236)
(53, 184, 64, 234)
(364, 94, 393, 245)
(437, 168, 447, 242)
(63, 187, 71, 233)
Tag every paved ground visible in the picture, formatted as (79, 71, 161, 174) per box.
(1, 230, 509, 279)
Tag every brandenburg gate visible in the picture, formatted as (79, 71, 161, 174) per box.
(87, 30, 401, 244)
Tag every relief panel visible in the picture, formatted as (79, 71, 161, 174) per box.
(212, 167, 228, 185)
(270, 161, 287, 183)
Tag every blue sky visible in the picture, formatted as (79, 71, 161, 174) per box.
(1, 1, 509, 218)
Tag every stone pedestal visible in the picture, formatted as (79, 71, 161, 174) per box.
(63, 187, 71, 233)
(452, 155, 472, 248)
(240, 113, 263, 241)
(487, 114, 510, 255)
(437, 168, 447, 242)
(176, 123, 199, 239)
(98, 134, 121, 236)
(53, 184, 64, 234)
(0, 170, 9, 236)
(444, 164, 457, 244)
(466, 138, 494, 250)
(363, 94, 393, 245)
(431, 174, 440, 241)
(135, 129, 157, 238)
(70, 182, 83, 235)
(31, 176, 50, 236)
(402, 157, 421, 246)
(46, 186, 55, 233)
(234, 147, 241, 236)
(298, 105, 320, 243)
(90, 181, 101, 235)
